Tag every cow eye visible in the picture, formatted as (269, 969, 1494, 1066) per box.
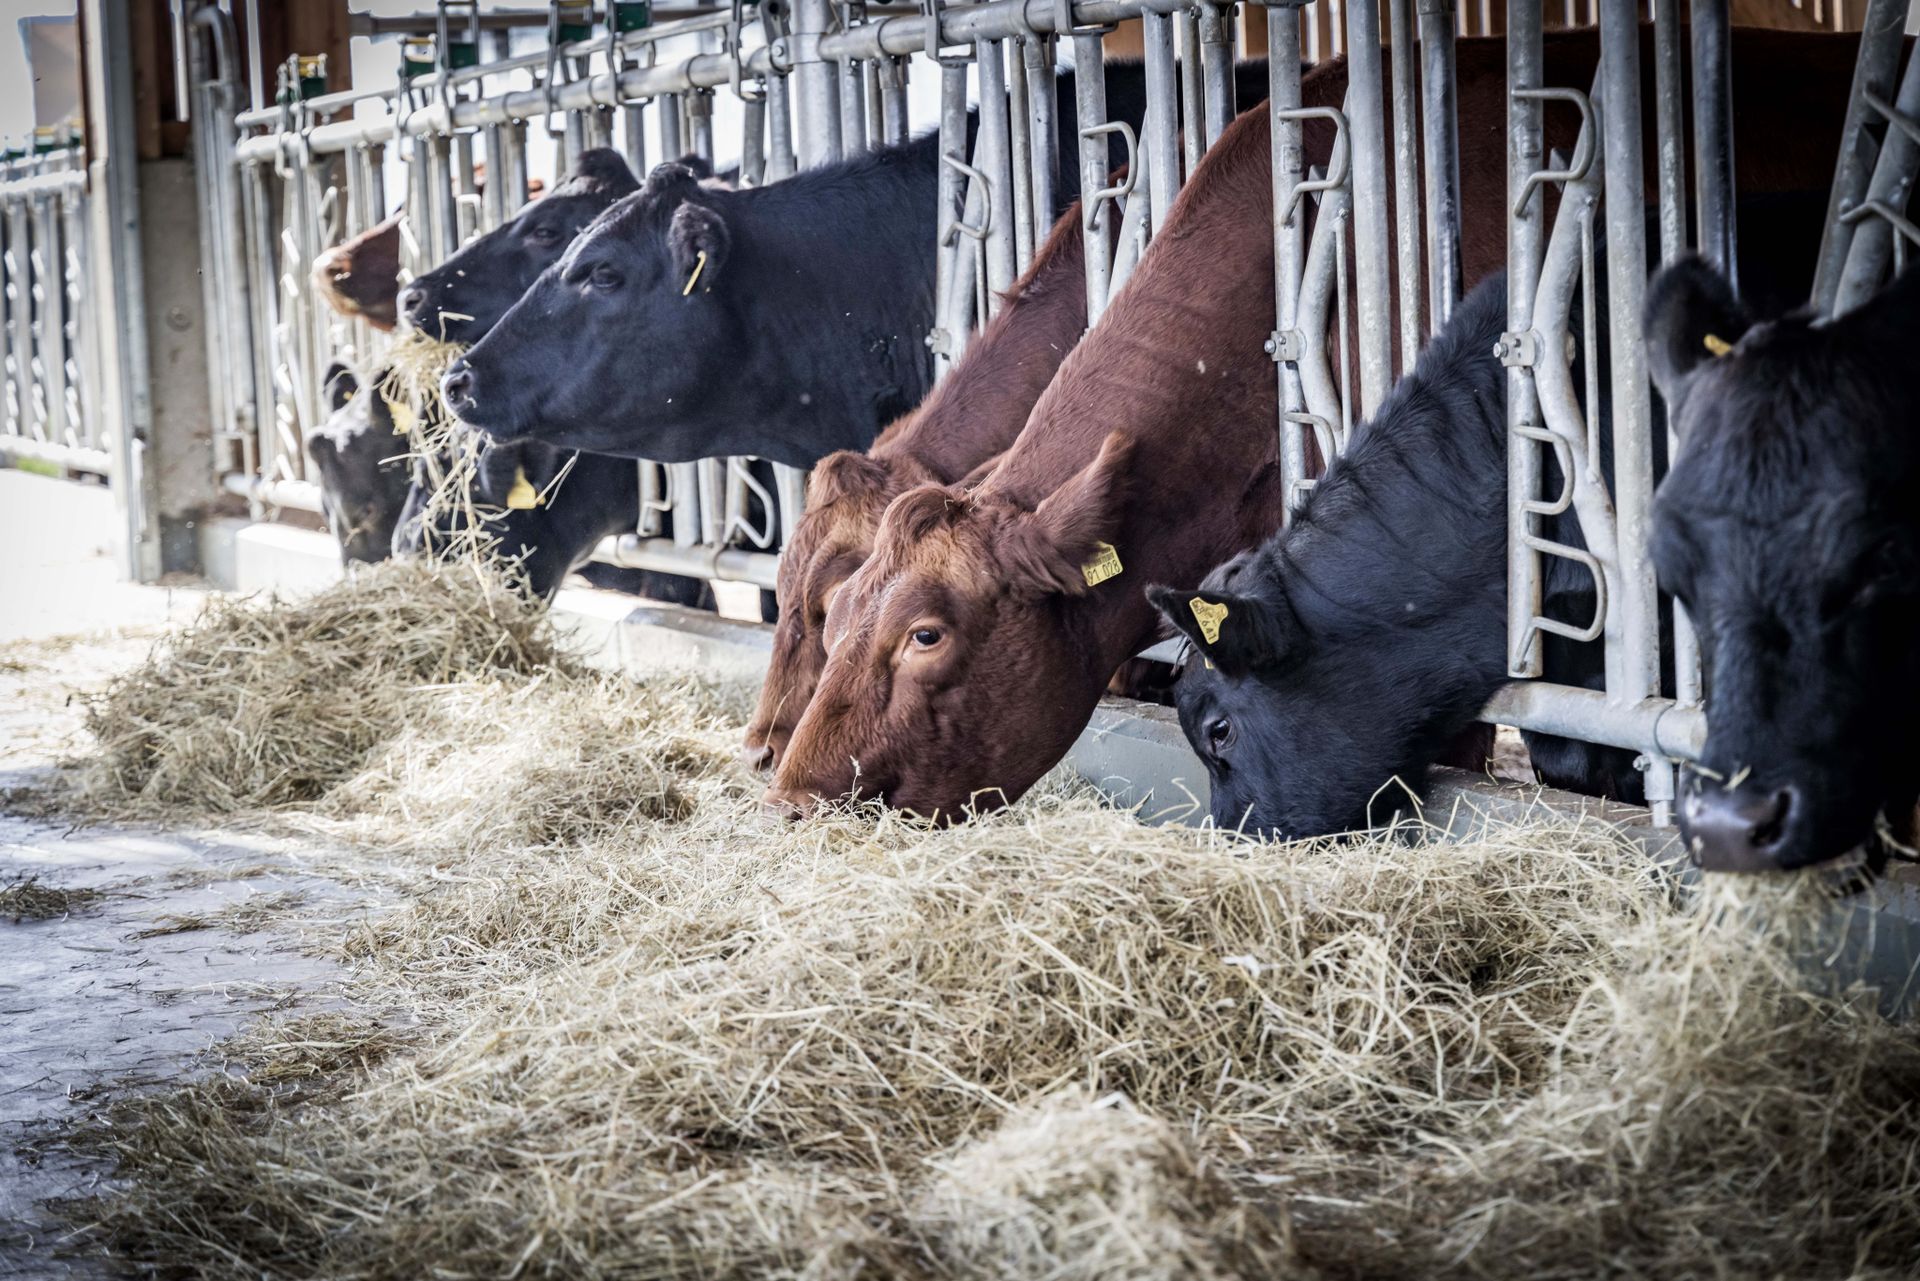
(910, 626, 943, 648)
(1207, 716, 1234, 752)
(525, 224, 560, 246)
(588, 264, 623, 291)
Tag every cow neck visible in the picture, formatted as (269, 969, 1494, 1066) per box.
(979, 107, 1285, 693)
(875, 212, 1092, 485)
(719, 132, 943, 463)
(1275, 280, 1509, 662)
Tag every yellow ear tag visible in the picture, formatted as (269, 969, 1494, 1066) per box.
(1189, 596, 1229, 645)
(505, 466, 541, 510)
(681, 249, 708, 297)
(1081, 541, 1123, 587)
(385, 395, 416, 437)
(1702, 332, 1734, 358)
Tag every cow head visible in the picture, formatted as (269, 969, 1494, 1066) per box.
(398, 149, 644, 344)
(744, 447, 936, 771)
(306, 362, 411, 564)
(763, 434, 1134, 819)
(1647, 257, 1920, 872)
(312, 214, 402, 330)
(444, 162, 743, 459)
(1149, 532, 1498, 841)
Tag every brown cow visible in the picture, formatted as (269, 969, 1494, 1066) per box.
(742, 202, 1093, 771)
(762, 25, 1868, 820)
(313, 212, 403, 330)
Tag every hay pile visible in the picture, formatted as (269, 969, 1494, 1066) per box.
(56, 560, 556, 816)
(24, 561, 1920, 1279)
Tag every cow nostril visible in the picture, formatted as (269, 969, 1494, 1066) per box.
(442, 361, 474, 404)
(759, 786, 814, 822)
(739, 742, 775, 774)
(398, 284, 426, 314)
(1750, 787, 1793, 849)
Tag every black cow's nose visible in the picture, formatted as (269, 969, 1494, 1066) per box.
(398, 283, 427, 320)
(1683, 782, 1797, 873)
(441, 359, 474, 409)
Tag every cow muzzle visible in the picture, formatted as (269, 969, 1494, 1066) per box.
(1681, 780, 1800, 872)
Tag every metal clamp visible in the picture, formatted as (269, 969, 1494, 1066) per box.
(1510, 86, 1596, 217)
(1274, 106, 1348, 222)
(1494, 329, 1537, 367)
(940, 152, 993, 243)
(1080, 120, 1138, 231)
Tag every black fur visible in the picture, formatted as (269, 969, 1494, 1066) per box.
(1151, 275, 1631, 838)
(443, 62, 1271, 466)
(1648, 259, 1920, 870)
(305, 361, 410, 565)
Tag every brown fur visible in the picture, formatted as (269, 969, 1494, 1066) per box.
(766, 25, 1861, 819)
(312, 213, 402, 330)
(744, 205, 1093, 769)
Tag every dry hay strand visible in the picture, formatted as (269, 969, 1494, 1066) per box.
(215, 1011, 411, 1084)
(917, 1086, 1299, 1281)
(375, 330, 466, 438)
(0, 873, 104, 922)
(58, 559, 557, 818)
(129, 889, 312, 939)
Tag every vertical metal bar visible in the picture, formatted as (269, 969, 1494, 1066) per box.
(976, 38, 1018, 303)
(1388, 0, 1422, 369)
(793, 0, 844, 167)
(1690, 0, 1736, 288)
(423, 132, 459, 263)
(1813, 0, 1908, 311)
(1835, 48, 1920, 313)
(80, 0, 160, 578)
(1198, 2, 1236, 148)
(1652, 0, 1701, 710)
(865, 58, 886, 149)
(840, 51, 869, 154)
(689, 90, 716, 163)
(933, 61, 970, 378)
(1506, 0, 1545, 679)
(623, 100, 651, 175)
(1344, 0, 1393, 415)
(1418, 0, 1461, 331)
(451, 131, 479, 243)
(1142, 9, 1182, 234)
(766, 72, 799, 179)
(1009, 40, 1037, 268)
(1267, 5, 1310, 521)
(1074, 30, 1115, 322)
(1025, 37, 1058, 222)
(660, 91, 685, 159)
(37, 197, 68, 451)
(483, 123, 510, 229)
(1177, 8, 1205, 180)
(880, 56, 911, 144)
(1600, 0, 1660, 726)
(499, 121, 531, 214)
(742, 94, 769, 186)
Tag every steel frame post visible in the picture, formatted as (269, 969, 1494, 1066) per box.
(1388, 0, 1422, 369)
(1505, 0, 1545, 679)
(1814, 0, 1909, 312)
(1417, 0, 1460, 331)
(1344, 0, 1394, 415)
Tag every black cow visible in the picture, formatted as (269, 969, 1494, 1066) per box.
(1147, 275, 1637, 838)
(1645, 259, 1920, 873)
(389, 149, 710, 604)
(442, 63, 1271, 466)
(305, 361, 410, 565)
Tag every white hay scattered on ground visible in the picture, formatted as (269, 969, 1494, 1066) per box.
(22, 561, 1920, 1280)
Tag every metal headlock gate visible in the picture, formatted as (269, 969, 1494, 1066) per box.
(183, 0, 1915, 827)
(0, 142, 107, 478)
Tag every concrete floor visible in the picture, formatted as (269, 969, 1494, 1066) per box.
(0, 469, 359, 1278)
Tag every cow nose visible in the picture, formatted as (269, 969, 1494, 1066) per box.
(397, 283, 427, 319)
(739, 741, 775, 773)
(441, 360, 475, 408)
(759, 785, 816, 822)
(1682, 782, 1797, 872)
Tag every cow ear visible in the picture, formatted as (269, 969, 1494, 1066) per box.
(567, 148, 640, 196)
(1644, 256, 1750, 419)
(1148, 585, 1295, 678)
(668, 202, 730, 295)
(323, 361, 359, 413)
(1004, 432, 1135, 597)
